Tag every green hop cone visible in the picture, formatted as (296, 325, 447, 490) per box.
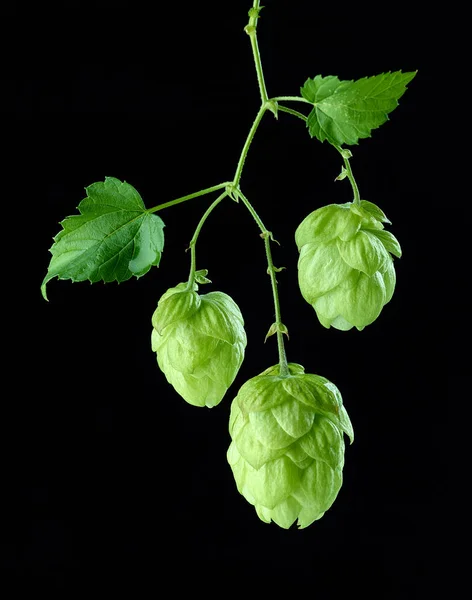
(227, 362, 353, 529)
(295, 200, 402, 331)
(151, 281, 247, 408)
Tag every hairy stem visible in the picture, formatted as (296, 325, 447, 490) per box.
(232, 104, 267, 187)
(187, 192, 228, 289)
(232, 3, 275, 187)
(236, 189, 289, 376)
(271, 95, 312, 104)
(335, 146, 361, 205)
(247, 0, 269, 104)
(277, 104, 308, 122)
(231, 2, 291, 375)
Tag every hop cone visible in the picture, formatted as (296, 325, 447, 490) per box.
(227, 363, 353, 529)
(151, 281, 247, 408)
(295, 200, 402, 331)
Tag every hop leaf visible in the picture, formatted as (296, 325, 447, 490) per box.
(227, 363, 353, 529)
(295, 201, 401, 331)
(41, 177, 165, 299)
(301, 71, 417, 146)
(151, 282, 247, 408)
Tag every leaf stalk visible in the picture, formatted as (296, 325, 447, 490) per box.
(147, 182, 231, 214)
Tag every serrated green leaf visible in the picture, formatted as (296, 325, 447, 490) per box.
(301, 71, 417, 145)
(41, 177, 164, 299)
(301, 75, 349, 103)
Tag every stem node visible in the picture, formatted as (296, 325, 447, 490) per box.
(225, 183, 240, 202)
(264, 99, 278, 118)
(334, 145, 361, 206)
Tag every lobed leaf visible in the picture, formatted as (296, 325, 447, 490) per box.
(301, 71, 417, 146)
(41, 177, 164, 299)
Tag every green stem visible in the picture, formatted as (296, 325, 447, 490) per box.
(232, 3, 290, 375)
(187, 191, 228, 288)
(231, 2, 275, 187)
(277, 104, 308, 122)
(271, 95, 312, 104)
(247, 0, 268, 104)
(147, 182, 231, 214)
(233, 104, 267, 187)
(236, 189, 289, 376)
(335, 146, 361, 206)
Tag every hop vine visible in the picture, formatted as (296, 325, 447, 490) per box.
(41, 0, 416, 529)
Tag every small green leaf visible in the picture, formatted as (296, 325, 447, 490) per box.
(41, 177, 165, 299)
(264, 322, 289, 342)
(335, 166, 348, 181)
(194, 269, 212, 284)
(301, 71, 417, 146)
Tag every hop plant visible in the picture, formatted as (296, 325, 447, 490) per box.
(151, 280, 247, 408)
(227, 363, 354, 529)
(40, 1, 415, 529)
(295, 200, 402, 331)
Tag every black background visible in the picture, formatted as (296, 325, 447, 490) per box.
(6, 0, 447, 593)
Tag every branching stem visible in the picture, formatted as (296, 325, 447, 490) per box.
(230, 1, 293, 374)
(154, 2, 310, 374)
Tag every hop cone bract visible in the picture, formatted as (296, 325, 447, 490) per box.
(227, 363, 353, 528)
(151, 282, 247, 408)
(295, 200, 402, 330)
